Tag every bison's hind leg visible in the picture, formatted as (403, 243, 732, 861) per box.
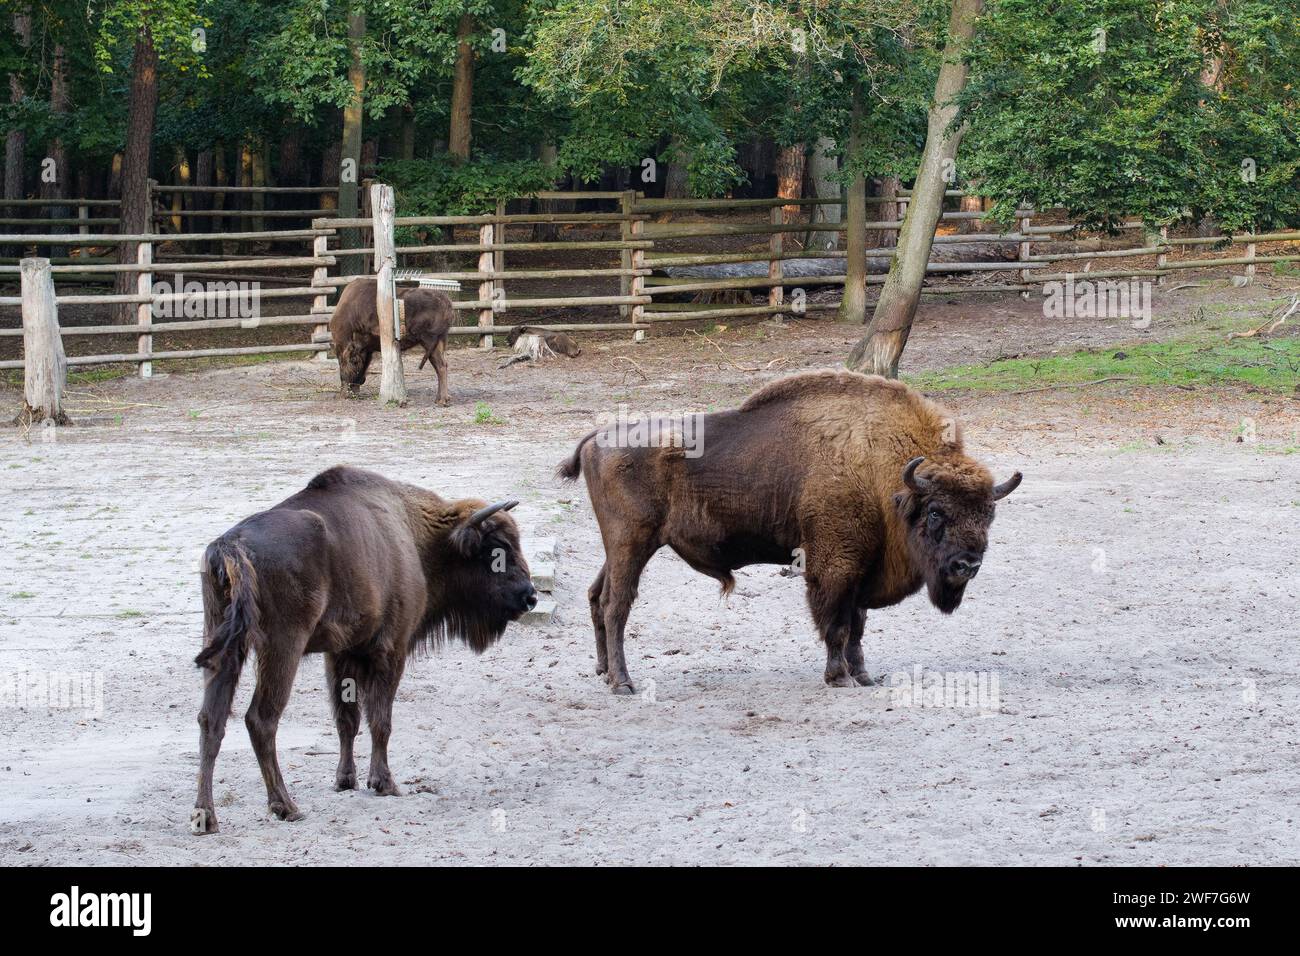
(194, 654, 243, 834)
(245, 630, 311, 822)
(325, 652, 364, 791)
(599, 540, 658, 695)
(588, 564, 609, 676)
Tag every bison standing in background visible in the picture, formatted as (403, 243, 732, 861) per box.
(329, 278, 454, 405)
(192, 466, 536, 832)
(559, 371, 1023, 694)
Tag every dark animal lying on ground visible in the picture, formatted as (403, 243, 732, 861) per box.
(559, 371, 1022, 694)
(192, 466, 536, 832)
(329, 278, 453, 405)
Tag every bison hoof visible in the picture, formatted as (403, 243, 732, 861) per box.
(368, 774, 401, 797)
(190, 806, 218, 835)
(824, 673, 859, 688)
(436, 397, 451, 408)
(610, 681, 636, 696)
(852, 671, 877, 687)
(335, 770, 358, 791)
(269, 800, 304, 822)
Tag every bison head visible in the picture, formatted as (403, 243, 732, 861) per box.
(894, 456, 1022, 614)
(443, 500, 537, 651)
(336, 341, 370, 393)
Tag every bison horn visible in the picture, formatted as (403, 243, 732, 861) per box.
(468, 500, 519, 526)
(992, 472, 1023, 501)
(902, 456, 932, 493)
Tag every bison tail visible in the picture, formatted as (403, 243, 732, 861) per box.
(194, 539, 263, 674)
(557, 429, 598, 481)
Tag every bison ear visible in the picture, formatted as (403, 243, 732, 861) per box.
(448, 523, 482, 558)
(893, 490, 921, 524)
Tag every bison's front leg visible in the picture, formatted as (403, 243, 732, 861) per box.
(362, 656, 406, 796)
(808, 581, 859, 688)
(844, 608, 877, 686)
(429, 338, 451, 407)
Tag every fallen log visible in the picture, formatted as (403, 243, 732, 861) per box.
(662, 241, 1017, 280)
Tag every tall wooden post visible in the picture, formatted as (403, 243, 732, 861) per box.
(478, 221, 495, 348)
(137, 237, 153, 377)
(1018, 211, 1032, 301)
(371, 183, 406, 405)
(1244, 237, 1257, 285)
(629, 216, 647, 342)
(1156, 226, 1168, 285)
(312, 231, 332, 356)
(14, 258, 69, 426)
(769, 205, 784, 322)
(619, 190, 635, 319)
(494, 198, 506, 311)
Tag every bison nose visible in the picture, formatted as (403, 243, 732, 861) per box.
(949, 556, 982, 581)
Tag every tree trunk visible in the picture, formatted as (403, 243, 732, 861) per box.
(837, 91, 867, 323)
(876, 176, 900, 247)
(958, 184, 984, 233)
(807, 136, 840, 251)
(278, 125, 305, 186)
(170, 145, 190, 233)
(113, 28, 159, 323)
(664, 137, 690, 199)
(250, 141, 267, 232)
(533, 141, 562, 241)
(194, 148, 213, 233)
(400, 105, 416, 160)
(775, 142, 806, 217)
(339, 6, 365, 275)
(320, 138, 341, 210)
(448, 13, 475, 163)
(40, 42, 71, 235)
(848, 0, 982, 376)
(4, 10, 31, 202)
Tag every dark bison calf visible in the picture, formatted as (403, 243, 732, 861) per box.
(559, 371, 1022, 694)
(192, 466, 536, 832)
(330, 278, 453, 405)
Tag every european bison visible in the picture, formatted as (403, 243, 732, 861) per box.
(330, 278, 453, 405)
(559, 371, 1022, 694)
(192, 466, 536, 832)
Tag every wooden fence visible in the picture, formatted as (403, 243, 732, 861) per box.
(3, 186, 1298, 380)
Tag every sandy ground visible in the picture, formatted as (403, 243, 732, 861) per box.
(2, 287, 1299, 865)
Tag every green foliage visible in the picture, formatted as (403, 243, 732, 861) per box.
(961, 0, 1300, 233)
(908, 329, 1300, 393)
(381, 155, 559, 215)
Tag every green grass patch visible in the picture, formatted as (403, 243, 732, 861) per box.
(908, 331, 1300, 394)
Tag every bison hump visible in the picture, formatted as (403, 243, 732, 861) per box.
(307, 464, 381, 491)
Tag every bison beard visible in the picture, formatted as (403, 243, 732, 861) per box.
(559, 371, 1022, 694)
(329, 278, 454, 405)
(191, 466, 536, 833)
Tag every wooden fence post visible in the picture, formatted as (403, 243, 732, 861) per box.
(371, 182, 406, 405)
(137, 237, 153, 377)
(478, 220, 495, 349)
(1018, 210, 1032, 300)
(13, 257, 69, 426)
(494, 198, 507, 314)
(620, 190, 635, 319)
(629, 216, 647, 342)
(769, 205, 784, 322)
(1244, 236, 1257, 285)
(1156, 226, 1168, 284)
(312, 231, 332, 357)
(78, 204, 89, 238)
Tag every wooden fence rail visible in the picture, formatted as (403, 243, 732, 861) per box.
(3, 187, 1297, 383)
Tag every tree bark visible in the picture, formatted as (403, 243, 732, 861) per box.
(876, 176, 900, 247)
(448, 13, 475, 162)
(114, 28, 159, 323)
(194, 148, 213, 233)
(848, 0, 982, 376)
(807, 136, 840, 251)
(40, 42, 71, 239)
(837, 90, 867, 323)
(4, 10, 31, 202)
(775, 142, 806, 217)
(399, 105, 416, 160)
(339, 6, 365, 275)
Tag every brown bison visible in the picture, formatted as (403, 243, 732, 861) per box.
(330, 278, 453, 405)
(191, 466, 535, 832)
(558, 371, 1022, 694)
